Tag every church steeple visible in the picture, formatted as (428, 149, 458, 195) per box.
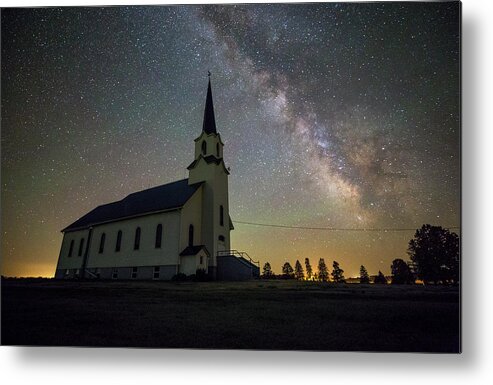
(202, 74, 217, 135)
(190, 74, 227, 165)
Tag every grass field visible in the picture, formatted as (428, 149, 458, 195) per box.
(1, 279, 460, 352)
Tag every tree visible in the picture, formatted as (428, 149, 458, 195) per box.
(318, 258, 329, 282)
(374, 271, 387, 284)
(407, 224, 459, 284)
(305, 258, 313, 280)
(331, 261, 346, 283)
(294, 260, 304, 280)
(282, 262, 294, 279)
(262, 262, 274, 278)
(390, 258, 414, 284)
(359, 265, 370, 284)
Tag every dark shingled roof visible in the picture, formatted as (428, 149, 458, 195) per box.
(63, 179, 202, 232)
(187, 155, 230, 176)
(179, 245, 210, 257)
(187, 154, 221, 169)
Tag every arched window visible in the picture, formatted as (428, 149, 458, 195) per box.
(188, 224, 194, 247)
(99, 233, 106, 254)
(219, 205, 224, 226)
(116, 230, 122, 252)
(201, 140, 207, 155)
(68, 240, 74, 257)
(218, 235, 225, 242)
(134, 227, 141, 250)
(216, 143, 220, 157)
(78, 238, 85, 256)
(155, 224, 163, 248)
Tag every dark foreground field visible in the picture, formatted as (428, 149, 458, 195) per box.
(1, 279, 460, 352)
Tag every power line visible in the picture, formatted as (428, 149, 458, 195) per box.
(233, 220, 460, 232)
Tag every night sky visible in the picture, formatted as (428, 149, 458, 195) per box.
(1, 2, 460, 278)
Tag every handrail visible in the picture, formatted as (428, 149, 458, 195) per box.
(217, 249, 260, 267)
(84, 269, 98, 279)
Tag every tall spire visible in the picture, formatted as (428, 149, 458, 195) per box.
(202, 73, 217, 134)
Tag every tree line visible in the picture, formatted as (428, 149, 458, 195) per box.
(260, 224, 460, 285)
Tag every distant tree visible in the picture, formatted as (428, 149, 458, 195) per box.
(390, 258, 415, 284)
(374, 271, 387, 284)
(305, 258, 313, 280)
(359, 265, 370, 284)
(318, 258, 329, 282)
(282, 262, 294, 279)
(407, 224, 459, 284)
(294, 260, 304, 280)
(331, 261, 346, 283)
(262, 262, 274, 278)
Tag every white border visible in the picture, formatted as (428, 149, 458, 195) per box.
(2, 0, 492, 383)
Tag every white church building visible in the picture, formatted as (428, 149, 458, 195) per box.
(55, 78, 259, 281)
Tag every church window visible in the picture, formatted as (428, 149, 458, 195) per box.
(131, 267, 138, 279)
(116, 230, 122, 252)
(188, 225, 194, 247)
(200, 256, 203, 265)
(134, 227, 141, 250)
(155, 224, 163, 248)
(220, 205, 224, 226)
(218, 235, 225, 242)
(99, 233, 106, 254)
(216, 143, 220, 157)
(201, 140, 207, 155)
(78, 238, 85, 256)
(68, 240, 74, 257)
(112, 268, 118, 279)
(153, 266, 160, 280)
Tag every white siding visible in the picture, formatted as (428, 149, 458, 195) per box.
(188, 152, 231, 268)
(57, 229, 90, 270)
(180, 184, 203, 251)
(193, 131, 224, 159)
(85, 210, 181, 269)
(180, 249, 208, 275)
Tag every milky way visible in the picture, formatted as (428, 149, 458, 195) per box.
(1, 2, 460, 277)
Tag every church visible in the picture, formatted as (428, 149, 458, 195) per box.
(54, 78, 259, 281)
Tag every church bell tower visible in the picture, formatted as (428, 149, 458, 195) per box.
(187, 75, 232, 277)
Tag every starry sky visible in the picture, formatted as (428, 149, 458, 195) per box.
(1, 2, 460, 278)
